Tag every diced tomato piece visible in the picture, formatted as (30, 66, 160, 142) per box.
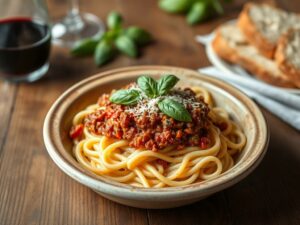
(115, 130, 123, 139)
(176, 130, 183, 139)
(70, 124, 84, 139)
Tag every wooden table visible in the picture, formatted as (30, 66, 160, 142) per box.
(1, 0, 300, 224)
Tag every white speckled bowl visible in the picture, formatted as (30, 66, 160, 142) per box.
(43, 66, 269, 209)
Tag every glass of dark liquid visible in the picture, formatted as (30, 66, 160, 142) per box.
(0, 0, 51, 82)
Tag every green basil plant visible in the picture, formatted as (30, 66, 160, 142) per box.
(71, 11, 153, 66)
(110, 75, 192, 122)
(159, 0, 233, 25)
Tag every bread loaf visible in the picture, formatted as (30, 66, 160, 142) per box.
(212, 23, 295, 88)
(238, 3, 300, 59)
(275, 29, 300, 88)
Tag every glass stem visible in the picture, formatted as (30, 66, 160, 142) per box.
(65, 0, 84, 33)
(70, 0, 80, 17)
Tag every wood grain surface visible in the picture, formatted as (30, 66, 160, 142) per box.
(0, 0, 299, 224)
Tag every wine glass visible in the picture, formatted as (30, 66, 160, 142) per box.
(51, 0, 105, 48)
(0, 0, 51, 82)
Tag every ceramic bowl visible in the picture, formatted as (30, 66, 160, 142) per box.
(43, 66, 269, 209)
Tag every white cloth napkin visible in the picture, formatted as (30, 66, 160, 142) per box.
(196, 33, 214, 46)
(198, 66, 300, 131)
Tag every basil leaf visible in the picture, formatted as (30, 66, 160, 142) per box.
(71, 38, 99, 56)
(158, 99, 192, 122)
(157, 74, 179, 95)
(187, 1, 210, 25)
(103, 28, 123, 41)
(211, 0, 224, 15)
(110, 89, 140, 105)
(107, 11, 123, 29)
(94, 40, 115, 66)
(137, 76, 158, 98)
(115, 35, 138, 58)
(159, 0, 194, 13)
(125, 26, 152, 46)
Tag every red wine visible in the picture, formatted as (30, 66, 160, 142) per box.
(0, 17, 51, 78)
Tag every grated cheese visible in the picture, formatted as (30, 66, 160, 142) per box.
(125, 86, 206, 117)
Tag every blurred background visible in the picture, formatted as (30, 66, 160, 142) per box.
(0, 1, 300, 225)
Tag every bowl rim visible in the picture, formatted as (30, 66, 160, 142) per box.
(43, 65, 269, 200)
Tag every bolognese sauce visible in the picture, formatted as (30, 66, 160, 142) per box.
(82, 84, 211, 151)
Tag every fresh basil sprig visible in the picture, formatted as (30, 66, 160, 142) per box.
(110, 89, 140, 105)
(187, 1, 210, 25)
(137, 74, 179, 97)
(109, 75, 193, 122)
(159, 0, 193, 13)
(137, 76, 158, 98)
(71, 11, 153, 66)
(157, 75, 179, 95)
(115, 35, 138, 58)
(71, 38, 99, 56)
(107, 11, 123, 29)
(159, 0, 233, 25)
(125, 26, 153, 46)
(158, 98, 192, 122)
(94, 39, 116, 66)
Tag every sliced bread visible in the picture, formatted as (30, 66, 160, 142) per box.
(238, 3, 300, 59)
(212, 23, 296, 88)
(275, 29, 300, 87)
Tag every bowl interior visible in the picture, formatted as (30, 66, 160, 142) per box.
(46, 66, 268, 194)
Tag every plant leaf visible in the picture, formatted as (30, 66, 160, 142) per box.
(107, 11, 123, 29)
(159, 0, 194, 13)
(157, 74, 179, 95)
(211, 0, 224, 15)
(71, 38, 99, 56)
(115, 35, 138, 58)
(102, 28, 122, 42)
(158, 98, 192, 122)
(186, 1, 210, 25)
(94, 40, 115, 66)
(137, 76, 158, 98)
(125, 26, 153, 46)
(110, 89, 140, 105)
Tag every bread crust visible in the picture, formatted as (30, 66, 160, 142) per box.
(275, 29, 300, 88)
(238, 3, 276, 59)
(212, 30, 239, 63)
(212, 25, 296, 88)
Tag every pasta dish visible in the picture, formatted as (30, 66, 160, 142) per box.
(69, 75, 246, 188)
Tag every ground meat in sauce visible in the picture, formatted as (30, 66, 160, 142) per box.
(84, 84, 210, 151)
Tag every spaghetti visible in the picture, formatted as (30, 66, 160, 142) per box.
(70, 76, 246, 188)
